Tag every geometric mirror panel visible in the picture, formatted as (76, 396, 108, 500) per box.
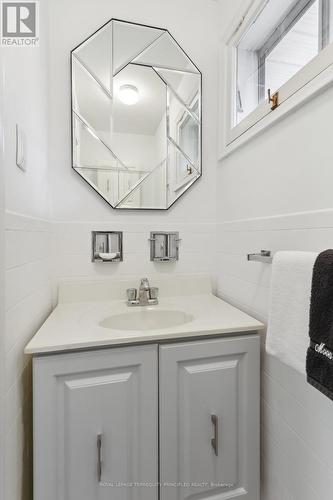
(71, 19, 202, 210)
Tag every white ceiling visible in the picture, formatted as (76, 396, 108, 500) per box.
(112, 64, 166, 135)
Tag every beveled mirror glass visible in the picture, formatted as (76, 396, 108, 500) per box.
(71, 19, 202, 210)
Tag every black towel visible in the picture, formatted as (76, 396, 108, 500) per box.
(306, 249, 333, 400)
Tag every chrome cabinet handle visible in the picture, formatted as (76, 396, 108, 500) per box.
(211, 414, 218, 456)
(97, 433, 102, 482)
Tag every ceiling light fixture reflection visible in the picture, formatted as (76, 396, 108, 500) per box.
(118, 84, 139, 105)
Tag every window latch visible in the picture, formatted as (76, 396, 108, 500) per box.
(267, 89, 279, 110)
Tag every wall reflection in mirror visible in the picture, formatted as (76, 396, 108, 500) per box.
(71, 19, 202, 210)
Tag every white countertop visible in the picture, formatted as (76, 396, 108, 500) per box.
(25, 291, 264, 355)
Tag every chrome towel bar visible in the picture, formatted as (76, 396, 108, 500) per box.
(247, 250, 273, 264)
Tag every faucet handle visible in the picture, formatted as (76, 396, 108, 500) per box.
(149, 287, 159, 300)
(126, 288, 137, 301)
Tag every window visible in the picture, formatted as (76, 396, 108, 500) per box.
(221, 0, 333, 155)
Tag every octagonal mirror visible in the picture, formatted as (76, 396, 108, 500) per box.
(71, 19, 202, 210)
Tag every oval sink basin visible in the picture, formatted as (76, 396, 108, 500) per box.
(99, 309, 193, 331)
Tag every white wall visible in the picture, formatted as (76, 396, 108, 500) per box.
(0, 171, 5, 500)
(10, 2, 332, 499)
(2, 1, 53, 499)
(0, 40, 6, 500)
(217, 1, 333, 498)
(48, 0, 217, 224)
(1, 1, 219, 497)
(47, 0, 219, 286)
(0, 216, 5, 500)
(3, 21, 49, 218)
(5, 1, 333, 499)
(4, 213, 52, 500)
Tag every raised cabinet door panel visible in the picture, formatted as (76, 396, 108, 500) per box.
(33, 345, 158, 500)
(159, 335, 260, 500)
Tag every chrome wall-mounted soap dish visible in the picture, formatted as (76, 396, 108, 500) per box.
(92, 231, 123, 262)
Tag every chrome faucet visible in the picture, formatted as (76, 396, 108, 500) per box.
(138, 278, 150, 305)
(126, 278, 159, 307)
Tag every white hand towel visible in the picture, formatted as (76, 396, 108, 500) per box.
(266, 251, 317, 374)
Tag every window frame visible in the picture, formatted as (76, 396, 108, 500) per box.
(219, 0, 333, 158)
(257, 0, 329, 102)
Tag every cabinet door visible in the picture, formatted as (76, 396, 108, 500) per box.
(159, 335, 260, 500)
(34, 345, 158, 500)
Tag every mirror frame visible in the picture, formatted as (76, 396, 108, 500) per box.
(70, 18, 202, 211)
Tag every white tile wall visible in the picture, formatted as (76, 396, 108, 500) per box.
(2, 213, 216, 499)
(0, 168, 5, 500)
(7, 206, 333, 500)
(4, 212, 52, 500)
(51, 221, 217, 303)
(2, 213, 216, 500)
(2, 0, 50, 495)
(216, 210, 333, 500)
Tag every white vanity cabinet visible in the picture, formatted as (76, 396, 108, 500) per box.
(33, 335, 260, 500)
(159, 336, 260, 500)
(33, 345, 159, 500)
